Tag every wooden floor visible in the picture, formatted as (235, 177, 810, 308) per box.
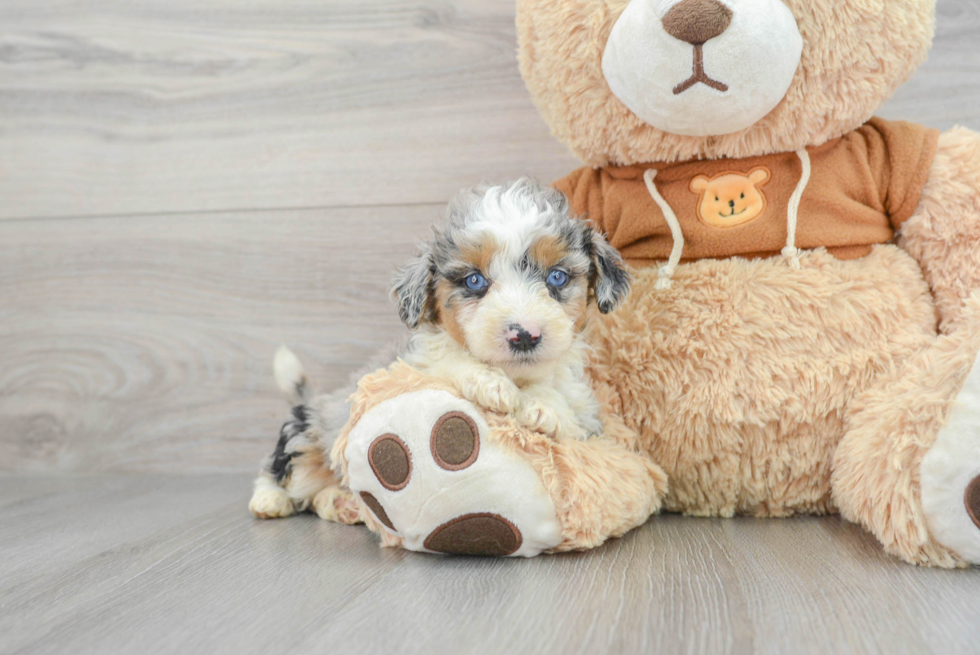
(2, 0, 980, 653)
(1, 474, 978, 655)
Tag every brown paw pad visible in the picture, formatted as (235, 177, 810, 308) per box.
(368, 434, 412, 491)
(423, 513, 522, 556)
(430, 411, 479, 471)
(967, 476, 980, 530)
(359, 491, 395, 531)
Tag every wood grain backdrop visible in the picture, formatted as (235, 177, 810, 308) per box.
(2, 0, 979, 473)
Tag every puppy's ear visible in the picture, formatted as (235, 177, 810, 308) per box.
(584, 224, 630, 314)
(391, 248, 434, 329)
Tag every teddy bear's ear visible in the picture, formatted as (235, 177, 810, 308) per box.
(748, 167, 771, 185)
(583, 223, 631, 314)
(390, 247, 435, 329)
(690, 175, 710, 192)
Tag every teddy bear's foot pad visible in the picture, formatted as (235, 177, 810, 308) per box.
(921, 354, 980, 565)
(345, 389, 561, 557)
(966, 476, 980, 530)
(424, 513, 523, 556)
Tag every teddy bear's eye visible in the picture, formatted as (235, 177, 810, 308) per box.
(741, 193, 745, 199)
(715, 197, 719, 201)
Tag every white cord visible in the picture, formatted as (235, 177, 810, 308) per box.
(645, 152, 811, 282)
(643, 169, 685, 290)
(782, 148, 812, 269)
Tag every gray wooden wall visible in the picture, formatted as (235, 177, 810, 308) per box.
(2, 0, 979, 474)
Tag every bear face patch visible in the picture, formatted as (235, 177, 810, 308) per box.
(690, 167, 771, 228)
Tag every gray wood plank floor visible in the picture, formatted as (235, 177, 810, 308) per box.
(2, 0, 980, 653)
(1, 474, 978, 655)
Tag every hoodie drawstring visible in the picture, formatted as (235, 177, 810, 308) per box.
(781, 148, 812, 269)
(642, 148, 813, 287)
(643, 169, 685, 290)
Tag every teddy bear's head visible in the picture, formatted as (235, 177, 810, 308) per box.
(517, 0, 935, 166)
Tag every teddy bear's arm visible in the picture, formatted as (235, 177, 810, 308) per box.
(898, 127, 980, 332)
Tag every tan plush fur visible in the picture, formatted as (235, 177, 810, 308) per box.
(325, 0, 980, 566)
(332, 361, 667, 551)
(899, 129, 980, 331)
(832, 295, 980, 568)
(517, 0, 935, 166)
(827, 128, 980, 567)
(587, 246, 937, 517)
(509, 0, 980, 566)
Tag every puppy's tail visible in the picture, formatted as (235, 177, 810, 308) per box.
(273, 344, 314, 406)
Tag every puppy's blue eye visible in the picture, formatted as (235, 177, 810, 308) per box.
(546, 269, 568, 288)
(464, 272, 488, 291)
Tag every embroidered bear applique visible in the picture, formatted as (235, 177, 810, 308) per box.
(690, 167, 771, 228)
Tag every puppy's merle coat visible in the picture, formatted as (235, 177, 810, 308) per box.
(249, 179, 630, 520)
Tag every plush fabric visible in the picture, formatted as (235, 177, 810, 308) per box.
(517, 0, 935, 165)
(332, 361, 668, 553)
(556, 118, 940, 263)
(328, 0, 980, 567)
(601, 0, 802, 136)
(586, 246, 938, 518)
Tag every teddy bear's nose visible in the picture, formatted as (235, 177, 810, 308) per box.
(729, 199, 735, 207)
(661, 0, 733, 46)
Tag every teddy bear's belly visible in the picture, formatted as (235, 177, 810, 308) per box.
(588, 245, 939, 518)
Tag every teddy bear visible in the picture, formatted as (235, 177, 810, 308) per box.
(266, 0, 980, 567)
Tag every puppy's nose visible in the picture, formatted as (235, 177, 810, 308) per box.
(662, 0, 733, 46)
(506, 323, 542, 353)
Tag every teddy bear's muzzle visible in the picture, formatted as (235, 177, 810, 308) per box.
(662, 0, 733, 95)
(601, 0, 803, 137)
(661, 0, 732, 46)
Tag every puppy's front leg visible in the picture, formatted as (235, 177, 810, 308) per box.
(515, 386, 588, 440)
(456, 365, 523, 414)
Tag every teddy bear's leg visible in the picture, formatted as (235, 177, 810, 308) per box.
(920, 349, 980, 567)
(832, 297, 980, 567)
(331, 365, 667, 556)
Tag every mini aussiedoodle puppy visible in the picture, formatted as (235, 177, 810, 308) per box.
(249, 178, 630, 520)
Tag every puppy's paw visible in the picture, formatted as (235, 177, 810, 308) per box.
(249, 478, 296, 519)
(580, 413, 604, 439)
(516, 400, 588, 440)
(312, 486, 363, 524)
(460, 370, 521, 414)
(516, 399, 562, 437)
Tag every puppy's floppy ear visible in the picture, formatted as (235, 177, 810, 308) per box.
(391, 247, 434, 329)
(583, 223, 630, 314)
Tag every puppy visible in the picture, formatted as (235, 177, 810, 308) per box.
(392, 178, 630, 439)
(248, 179, 630, 520)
